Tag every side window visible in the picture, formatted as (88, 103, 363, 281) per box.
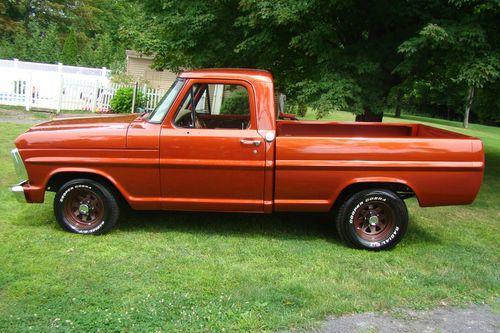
(174, 83, 251, 129)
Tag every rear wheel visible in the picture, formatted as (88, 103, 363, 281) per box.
(54, 179, 119, 234)
(336, 189, 408, 250)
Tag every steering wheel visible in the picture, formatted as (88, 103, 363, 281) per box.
(177, 113, 193, 127)
(177, 112, 206, 128)
(195, 117, 206, 128)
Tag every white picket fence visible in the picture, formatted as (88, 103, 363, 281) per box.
(0, 59, 166, 113)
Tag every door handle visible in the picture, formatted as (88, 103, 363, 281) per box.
(240, 139, 261, 147)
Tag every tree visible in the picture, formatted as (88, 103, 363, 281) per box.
(62, 29, 78, 65)
(130, 1, 448, 121)
(129, 0, 499, 125)
(396, 1, 499, 128)
(1, 0, 498, 126)
(0, 21, 62, 63)
(0, 1, 22, 34)
(0, 0, 138, 68)
(38, 23, 63, 63)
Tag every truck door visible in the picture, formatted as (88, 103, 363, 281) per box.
(159, 80, 266, 212)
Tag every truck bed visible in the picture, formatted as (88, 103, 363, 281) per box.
(276, 121, 471, 139)
(274, 121, 484, 211)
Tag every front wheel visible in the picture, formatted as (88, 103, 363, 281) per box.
(336, 189, 408, 250)
(54, 179, 119, 234)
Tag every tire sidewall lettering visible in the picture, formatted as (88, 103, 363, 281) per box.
(67, 219, 106, 234)
(349, 200, 365, 224)
(365, 196, 386, 203)
(59, 184, 93, 203)
(368, 226, 400, 248)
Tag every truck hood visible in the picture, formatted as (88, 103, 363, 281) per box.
(15, 114, 139, 149)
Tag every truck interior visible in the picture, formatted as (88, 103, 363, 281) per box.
(173, 83, 251, 129)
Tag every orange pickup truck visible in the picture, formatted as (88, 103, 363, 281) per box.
(11, 69, 484, 250)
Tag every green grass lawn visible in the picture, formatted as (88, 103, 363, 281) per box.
(0, 113, 498, 332)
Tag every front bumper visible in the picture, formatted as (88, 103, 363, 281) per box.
(11, 181, 28, 203)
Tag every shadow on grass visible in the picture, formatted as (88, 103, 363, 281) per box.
(405, 220, 442, 245)
(116, 209, 340, 242)
(13, 197, 443, 248)
(114, 209, 442, 247)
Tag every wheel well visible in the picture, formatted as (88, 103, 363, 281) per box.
(46, 172, 128, 207)
(332, 182, 415, 211)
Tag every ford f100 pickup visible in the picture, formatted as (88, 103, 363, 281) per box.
(11, 69, 484, 250)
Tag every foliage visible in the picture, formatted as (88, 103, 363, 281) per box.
(130, 0, 427, 119)
(474, 81, 500, 126)
(130, 0, 499, 126)
(0, 1, 21, 32)
(1, 0, 498, 126)
(395, 0, 499, 126)
(110, 87, 144, 113)
(0, 0, 138, 68)
(0, 21, 63, 64)
(220, 89, 249, 115)
(109, 62, 151, 87)
(110, 72, 136, 85)
(78, 33, 124, 69)
(286, 103, 308, 118)
(62, 29, 78, 65)
(0, 115, 498, 331)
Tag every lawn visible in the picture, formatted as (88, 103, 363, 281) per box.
(0, 112, 498, 332)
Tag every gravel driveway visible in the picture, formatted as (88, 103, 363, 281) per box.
(0, 108, 108, 124)
(0, 109, 50, 124)
(309, 304, 499, 333)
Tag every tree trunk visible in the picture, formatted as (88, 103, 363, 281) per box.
(355, 106, 383, 122)
(463, 86, 475, 129)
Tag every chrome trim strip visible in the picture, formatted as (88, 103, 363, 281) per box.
(11, 148, 28, 181)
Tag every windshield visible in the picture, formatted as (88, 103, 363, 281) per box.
(147, 78, 185, 123)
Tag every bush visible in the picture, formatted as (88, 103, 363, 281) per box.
(110, 87, 144, 113)
(220, 89, 249, 115)
(285, 102, 308, 117)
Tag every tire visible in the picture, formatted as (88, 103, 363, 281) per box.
(54, 179, 120, 235)
(335, 189, 408, 250)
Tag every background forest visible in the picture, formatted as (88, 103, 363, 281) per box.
(1, 0, 498, 126)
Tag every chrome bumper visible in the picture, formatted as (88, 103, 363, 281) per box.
(11, 181, 28, 203)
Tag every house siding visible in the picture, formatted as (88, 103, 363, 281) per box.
(126, 51, 177, 90)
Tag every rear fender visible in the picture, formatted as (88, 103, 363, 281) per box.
(332, 177, 419, 208)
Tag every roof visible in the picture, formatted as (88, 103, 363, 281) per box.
(178, 68, 273, 83)
(125, 50, 154, 60)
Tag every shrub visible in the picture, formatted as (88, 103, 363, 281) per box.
(286, 102, 308, 117)
(220, 89, 249, 115)
(110, 87, 144, 113)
